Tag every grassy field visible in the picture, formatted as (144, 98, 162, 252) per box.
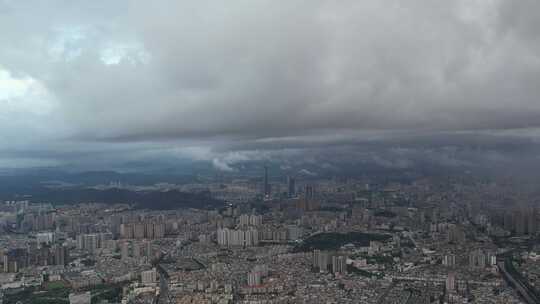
(294, 232, 391, 252)
(4, 281, 126, 304)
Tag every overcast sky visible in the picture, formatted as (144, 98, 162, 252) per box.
(1, 0, 540, 171)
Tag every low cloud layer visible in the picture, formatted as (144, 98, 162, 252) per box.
(1, 1, 540, 169)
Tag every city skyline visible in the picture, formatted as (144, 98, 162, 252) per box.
(1, 2, 540, 303)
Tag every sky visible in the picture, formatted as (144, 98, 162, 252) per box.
(1, 0, 540, 172)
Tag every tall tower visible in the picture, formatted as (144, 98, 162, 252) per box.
(287, 176, 296, 198)
(305, 184, 314, 200)
(264, 165, 270, 197)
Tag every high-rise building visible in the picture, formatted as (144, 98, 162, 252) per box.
(141, 268, 157, 284)
(120, 220, 164, 239)
(332, 256, 346, 274)
(3, 248, 26, 273)
(153, 222, 165, 238)
(287, 225, 302, 240)
(3, 255, 8, 273)
(515, 211, 526, 235)
(312, 250, 329, 272)
(76, 233, 111, 254)
(287, 176, 296, 198)
(239, 214, 249, 227)
(239, 214, 263, 227)
(217, 228, 259, 247)
(487, 252, 497, 266)
(134, 223, 145, 239)
(36, 232, 55, 245)
(54, 245, 68, 266)
(77, 234, 98, 254)
(527, 211, 537, 235)
(305, 185, 314, 200)
(264, 165, 271, 197)
(442, 254, 456, 267)
(251, 215, 262, 226)
(120, 223, 134, 239)
(247, 265, 268, 287)
(469, 249, 486, 268)
(247, 271, 261, 287)
(445, 273, 456, 293)
(447, 225, 465, 244)
(144, 241, 153, 259)
(145, 222, 154, 239)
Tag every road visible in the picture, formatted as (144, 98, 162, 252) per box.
(498, 258, 540, 304)
(467, 214, 540, 304)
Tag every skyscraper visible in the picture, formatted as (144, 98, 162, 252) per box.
(446, 273, 456, 293)
(332, 256, 346, 274)
(312, 250, 329, 272)
(264, 165, 270, 197)
(54, 245, 68, 266)
(305, 184, 314, 200)
(287, 176, 296, 198)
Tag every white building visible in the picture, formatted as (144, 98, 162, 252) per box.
(141, 268, 157, 284)
(69, 291, 91, 304)
(217, 228, 259, 247)
(36, 232, 55, 245)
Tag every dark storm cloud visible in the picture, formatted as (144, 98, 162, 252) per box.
(0, 0, 540, 168)
(214, 131, 539, 153)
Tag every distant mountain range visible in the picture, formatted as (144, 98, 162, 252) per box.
(0, 169, 223, 210)
(31, 188, 224, 210)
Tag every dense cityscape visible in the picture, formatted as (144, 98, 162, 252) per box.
(2, 0, 540, 303)
(0, 167, 539, 303)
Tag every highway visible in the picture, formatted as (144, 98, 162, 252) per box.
(498, 258, 540, 304)
(468, 213, 540, 304)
